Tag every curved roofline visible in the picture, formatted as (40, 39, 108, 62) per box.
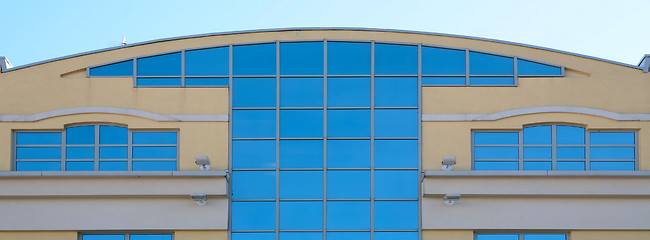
(1, 27, 643, 72)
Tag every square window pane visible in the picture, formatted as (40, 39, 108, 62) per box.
(557, 147, 585, 159)
(185, 77, 229, 86)
(374, 201, 418, 230)
(16, 147, 61, 159)
(233, 140, 276, 169)
(89, 60, 133, 77)
(518, 59, 562, 76)
(476, 234, 519, 240)
(99, 126, 127, 144)
(280, 110, 323, 138)
(422, 47, 465, 75)
(327, 140, 370, 168)
(375, 43, 417, 75)
(375, 232, 418, 240)
(557, 161, 585, 171)
(327, 201, 370, 230)
(133, 147, 176, 159)
(557, 125, 585, 145)
(130, 235, 172, 240)
(279, 232, 322, 240)
(422, 77, 465, 86)
(590, 147, 635, 159)
(232, 202, 275, 230)
(99, 147, 127, 159)
(233, 78, 276, 108)
(66, 126, 95, 144)
(185, 47, 229, 76)
(99, 161, 127, 171)
(590, 161, 635, 171)
(469, 52, 513, 75)
(474, 147, 518, 159)
(374, 140, 418, 168)
(233, 110, 276, 138)
(327, 170, 370, 199)
(375, 170, 418, 199)
(328, 110, 370, 138)
(132, 161, 176, 171)
(523, 125, 551, 144)
(279, 201, 323, 230)
(474, 161, 519, 170)
(233, 171, 276, 200)
(469, 77, 514, 85)
(136, 78, 182, 87)
(280, 42, 323, 75)
(374, 109, 418, 138)
(474, 132, 518, 145)
(234, 43, 276, 75)
(232, 233, 275, 240)
(524, 234, 566, 240)
(280, 171, 323, 199)
(280, 140, 323, 169)
(280, 78, 323, 107)
(590, 132, 635, 145)
(327, 42, 370, 75)
(327, 232, 370, 240)
(66, 161, 93, 171)
(375, 77, 417, 107)
(523, 161, 551, 170)
(16, 132, 61, 145)
(523, 147, 551, 159)
(133, 132, 176, 144)
(83, 235, 125, 240)
(137, 52, 181, 76)
(66, 147, 94, 159)
(327, 77, 370, 107)
(16, 161, 61, 171)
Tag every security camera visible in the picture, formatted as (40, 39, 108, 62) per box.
(190, 193, 208, 206)
(195, 156, 210, 170)
(443, 194, 461, 206)
(442, 156, 456, 170)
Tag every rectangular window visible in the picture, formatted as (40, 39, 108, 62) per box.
(81, 234, 172, 240)
(476, 233, 567, 240)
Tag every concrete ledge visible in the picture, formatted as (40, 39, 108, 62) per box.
(0, 170, 227, 178)
(424, 170, 650, 178)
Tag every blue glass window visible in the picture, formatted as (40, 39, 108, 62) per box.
(233, 78, 276, 108)
(136, 78, 182, 87)
(327, 77, 370, 107)
(16, 147, 61, 159)
(99, 161, 127, 171)
(100, 126, 128, 144)
(476, 234, 519, 240)
(474, 132, 518, 145)
(327, 170, 370, 199)
(66, 147, 94, 159)
(474, 147, 518, 159)
(280, 110, 323, 138)
(375, 232, 418, 240)
(374, 140, 418, 168)
(89, 60, 133, 77)
(233, 110, 276, 138)
(557, 126, 585, 144)
(375, 77, 417, 107)
(523, 125, 551, 144)
(374, 201, 418, 230)
(280, 171, 323, 199)
(16, 161, 60, 171)
(280, 140, 323, 169)
(233, 171, 276, 200)
(233, 140, 276, 169)
(523, 147, 551, 159)
(280, 42, 323, 75)
(280, 78, 323, 107)
(132, 161, 176, 171)
(422, 47, 465, 75)
(133, 147, 176, 159)
(518, 59, 562, 76)
(590, 147, 635, 159)
(99, 147, 127, 159)
(327, 140, 371, 168)
(234, 43, 276, 75)
(328, 110, 370, 138)
(185, 47, 229, 76)
(232, 233, 275, 240)
(327, 42, 370, 75)
(591, 161, 635, 171)
(422, 77, 466, 86)
(474, 161, 519, 171)
(524, 234, 566, 240)
(327, 201, 371, 230)
(557, 161, 585, 171)
(375, 170, 418, 199)
(375, 43, 417, 75)
(374, 109, 418, 138)
(16, 132, 61, 145)
(590, 132, 635, 145)
(469, 77, 514, 85)
(185, 77, 229, 86)
(66, 161, 94, 171)
(130, 235, 172, 240)
(83, 235, 125, 240)
(232, 202, 276, 230)
(279, 232, 322, 240)
(137, 53, 181, 76)
(279, 201, 323, 230)
(133, 132, 176, 144)
(523, 161, 551, 170)
(469, 52, 513, 75)
(557, 147, 585, 159)
(66, 126, 95, 144)
(327, 232, 370, 240)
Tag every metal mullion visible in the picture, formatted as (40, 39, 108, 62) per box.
(327, 74, 372, 78)
(181, 50, 186, 87)
(374, 106, 419, 109)
(635, 131, 639, 170)
(133, 58, 137, 87)
(326, 168, 372, 171)
(184, 75, 229, 78)
(278, 75, 325, 78)
(279, 107, 324, 110)
(513, 56, 519, 86)
(369, 40, 375, 239)
(374, 74, 419, 77)
(130, 144, 177, 147)
(417, 43, 423, 240)
(279, 137, 324, 140)
(278, 168, 325, 171)
(228, 43, 234, 240)
(551, 125, 557, 170)
(585, 131, 591, 170)
(421, 74, 466, 77)
(327, 107, 371, 110)
(518, 130, 524, 170)
(16, 144, 62, 147)
(326, 198, 371, 201)
(232, 138, 276, 141)
(326, 137, 371, 140)
(465, 49, 470, 86)
(61, 130, 66, 171)
(127, 129, 133, 171)
(232, 107, 277, 110)
(234, 75, 278, 78)
(275, 40, 280, 240)
(94, 125, 100, 171)
(322, 39, 328, 240)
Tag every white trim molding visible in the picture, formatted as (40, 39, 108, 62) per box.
(422, 106, 650, 121)
(0, 106, 229, 122)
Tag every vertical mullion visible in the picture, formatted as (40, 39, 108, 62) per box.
(518, 129, 524, 170)
(227, 44, 233, 240)
(417, 43, 423, 240)
(275, 40, 281, 240)
(585, 131, 591, 171)
(465, 49, 470, 86)
(95, 125, 100, 171)
(133, 58, 138, 87)
(370, 40, 375, 239)
(635, 131, 639, 170)
(322, 40, 328, 240)
(181, 50, 186, 87)
(513, 56, 519, 86)
(551, 125, 557, 170)
(127, 128, 133, 171)
(61, 129, 66, 171)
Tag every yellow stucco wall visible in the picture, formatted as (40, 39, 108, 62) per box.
(571, 230, 650, 240)
(423, 230, 474, 240)
(0, 231, 77, 240)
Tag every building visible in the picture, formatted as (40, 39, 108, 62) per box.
(1, 28, 649, 240)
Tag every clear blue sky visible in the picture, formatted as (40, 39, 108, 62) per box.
(1, 0, 649, 67)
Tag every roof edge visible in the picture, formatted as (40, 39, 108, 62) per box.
(3, 27, 644, 72)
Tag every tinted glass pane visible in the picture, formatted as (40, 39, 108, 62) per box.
(234, 43, 276, 75)
(16, 132, 61, 145)
(557, 147, 585, 159)
(375, 77, 417, 107)
(280, 171, 323, 199)
(327, 201, 370, 230)
(590, 147, 635, 159)
(374, 140, 418, 168)
(130, 235, 172, 240)
(469, 52, 513, 75)
(327, 232, 370, 240)
(89, 60, 133, 77)
(557, 161, 585, 171)
(328, 110, 370, 138)
(133, 132, 176, 144)
(280, 110, 323, 138)
(474, 132, 518, 145)
(476, 234, 518, 240)
(279, 201, 323, 230)
(469, 77, 514, 85)
(518, 59, 562, 76)
(233, 78, 276, 108)
(557, 125, 585, 144)
(523, 147, 551, 159)
(99, 126, 127, 144)
(99, 147, 127, 159)
(232, 233, 275, 240)
(66, 147, 94, 159)
(422, 47, 465, 75)
(99, 161, 127, 171)
(185, 47, 229, 76)
(280, 42, 323, 75)
(374, 201, 418, 230)
(83, 235, 125, 240)
(524, 234, 566, 240)
(374, 109, 418, 138)
(136, 78, 182, 87)
(137, 53, 181, 76)
(66, 126, 95, 144)
(185, 77, 229, 86)
(523, 125, 551, 144)
(375, 170, 418, 199)
(16, 147, 61, 159)
(590, 132, 635, 145)
(280, 78, 323, 107)
(327, 42, 370, 75)
(474, 147, 518, 159)
(232, 202, 275, 230)
(375, 43, 417, 75)
(474, 161, 519, 170)
(233, 110, 276, 138)
(523, 161, 551, 170)
(422, 77, 465, 86)
(327, 170, 370, 199)
(327, 77, 370, 107)
(279, 232, 322, 240)
(16, 161, 60, 171)
(327, 140, 370, 168)
(66, 161, 94, 171)
(132, 161, 176, 171)
(280, 140, 323, 168)
(133, 146, 176, 159)
(590, 161, 635, 171)
(233, 140, 276, 169)
(375, 232, 418, 240)
(233, 171, 276, 200)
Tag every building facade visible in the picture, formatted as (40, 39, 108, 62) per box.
(0, 28, 649, 240)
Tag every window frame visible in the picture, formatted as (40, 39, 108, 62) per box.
(78, 232, 174, 240)
(474, 232, 569, 240)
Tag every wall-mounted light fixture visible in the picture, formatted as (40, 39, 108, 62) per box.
(442, 156, 456, 171)
(190, 193, 208, 206)
(444, 194, 461, 206)
(195, 156, 211, 170)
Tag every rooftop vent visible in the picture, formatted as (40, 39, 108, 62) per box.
(0, 56, 13, 73)
(639, 54, 650, 73)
